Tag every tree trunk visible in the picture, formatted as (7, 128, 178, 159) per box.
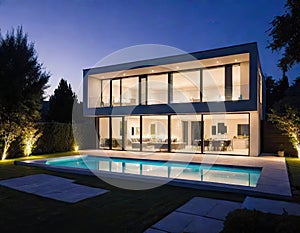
(1, 142, 9, 160)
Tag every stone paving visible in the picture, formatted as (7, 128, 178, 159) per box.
(145, 197, 241, 233)
(0, 174, 109, 203)
(145, 196, 300, 233)
(82, 150, 292, 198)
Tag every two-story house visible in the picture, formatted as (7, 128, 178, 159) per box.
(83, 42, 264, 156)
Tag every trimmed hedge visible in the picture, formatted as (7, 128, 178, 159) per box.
(3, 121, 98, 158)
(221, 209, 300, 233)
(2, 123, 74, 157)
(33, 122, 74, 154)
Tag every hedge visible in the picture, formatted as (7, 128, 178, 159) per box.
(221, 209, 300, 233)
(33, 122, 74, 154)
(2, 121, 98, 158)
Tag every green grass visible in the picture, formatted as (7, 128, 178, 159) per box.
(286, 157, 300, 202)
(0, 152, 245, 233)
(0, 151, 79, 164)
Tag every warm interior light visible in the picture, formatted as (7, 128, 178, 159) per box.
(234, 59, 238, 62)
(151, 70, 154, 73)
(216, 61, 219, 64)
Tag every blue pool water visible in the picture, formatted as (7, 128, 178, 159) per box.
(45, 155, 261, 187)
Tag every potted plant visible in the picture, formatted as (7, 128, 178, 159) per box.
(277, 144, 285, 157)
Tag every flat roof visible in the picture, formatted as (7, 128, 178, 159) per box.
(84, 42, 258, 76)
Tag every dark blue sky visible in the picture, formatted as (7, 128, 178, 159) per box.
(0, 0, 299, 99)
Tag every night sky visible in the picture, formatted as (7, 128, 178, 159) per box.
(0, 0, 299, 100)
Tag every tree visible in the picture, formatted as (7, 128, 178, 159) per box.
(267, 0, 300, 71)
(274, 72, 289, 96)
(276, 76, 300, 113)
(265, 74, 289, 113)
(21, 123, 42, 157)
(265, 76, 276, 112)
(0, 121, 21, 160)
(49, 79, 77, 123)
(269, 106, 300, 158)
(0, 27, 49, 159)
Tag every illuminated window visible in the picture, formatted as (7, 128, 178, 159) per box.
(148, 74, 168, 104)
(203, 67, 225, 102)
(172, 71, 200, 103)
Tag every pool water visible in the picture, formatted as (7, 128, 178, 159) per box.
(46, 155, 261, 187)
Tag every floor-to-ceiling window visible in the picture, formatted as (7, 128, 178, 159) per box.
(122, 77, 139, 106)
(170, 114, 202, 152)
(202, 67, 225, 102)
(239, 62, 250, 100)
(172, 70, 201, 103)
(111, 117, 123, 150)
(88, 77, 101, 108)
(99, 117, 110, 149)
(99, 113, 250, 155)
(147, 74, 168, 105)
(203, 114, 249, 155)
(88, 78, 111, 108)
(232, 63, 250, 101)
(112, 79, 121, 106)
(142, 115, 168, 152)
(124, 116, 140, 151)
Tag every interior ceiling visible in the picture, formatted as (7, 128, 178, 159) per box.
(89, 53, 249, 80)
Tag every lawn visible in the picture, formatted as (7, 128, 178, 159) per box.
(286, 157, 300, 201)
(0, 152, 245, 233)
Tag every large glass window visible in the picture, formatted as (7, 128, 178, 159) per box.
(147, 74, 168, 105)
(124, 116, 140, 151)
(203, 114, 249, 155)
(232, 63, 249, 100)
(142, 116, 168, 151)
(170, 115, 202, 152)
(99, 117, 110, 149)
(202, 67, 225, 102)
(172, 71, 200, 103)
(101, 79, 111, 107)
(240, 62, 250, 100)
(232, 65, 241, 100)
(122, 77, 139, 106)
(111, 117, 123, 150)
(112, 79, 121, 106)
(88, 77, 101, 108)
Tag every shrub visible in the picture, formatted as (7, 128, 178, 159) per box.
(221, 209, 300, 233)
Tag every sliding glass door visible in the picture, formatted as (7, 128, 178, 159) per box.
(99, 113, 250, 155)
(124, 116, 140, 151)
(170, 115, 202, 152)
(203, 114, 249, 155)
(111, 117, 123, 150)
(99, 117, 110, 149)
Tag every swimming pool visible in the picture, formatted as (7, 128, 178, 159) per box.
(42, 155, 261, 187)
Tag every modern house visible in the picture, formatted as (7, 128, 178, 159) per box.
(83, 42, 265, 156)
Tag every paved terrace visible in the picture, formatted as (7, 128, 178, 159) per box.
(144, 196, 300, 233)
(79, 150, 291, 199)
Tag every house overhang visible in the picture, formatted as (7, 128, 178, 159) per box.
(83, 42, 260, 117)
